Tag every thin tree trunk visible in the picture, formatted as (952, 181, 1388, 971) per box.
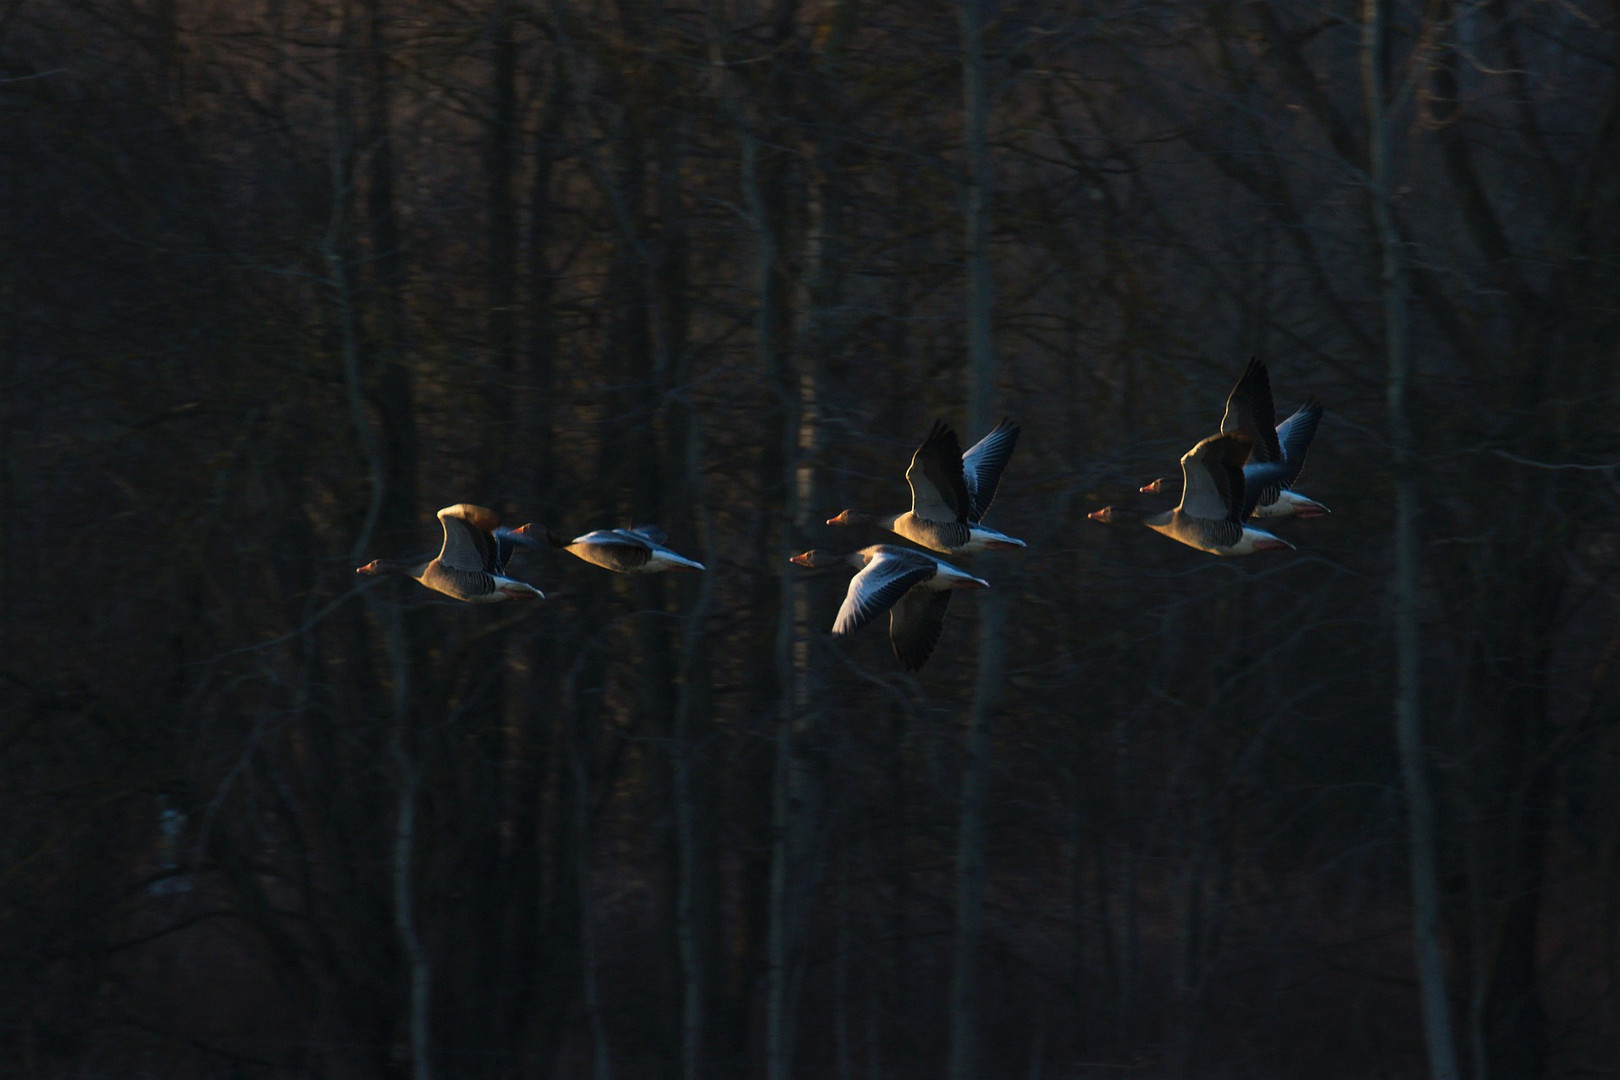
(948, 3, 1001, 1077)
(1112, 699, 1137, 1055)
(391, 726, 432, 1080)
(1362, 5, 1461, 1079)
(486, 0, 518, 491)
(736, 103, 801, 1080)
(564, 664, 613, 1080)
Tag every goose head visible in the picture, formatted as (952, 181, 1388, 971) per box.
(1088, 506, 1168, 526)
(356, 557, 426, 577)
(790, 548, 862, 570)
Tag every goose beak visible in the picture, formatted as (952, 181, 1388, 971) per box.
(1087, 508, 1110, 522)
(825, 510, 852, 526)
(1138, 479, 1164, 494)
(790, 551, 815, 567)
(355, 561, 378, 575)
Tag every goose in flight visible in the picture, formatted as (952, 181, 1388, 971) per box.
(790, 544, 989, 670)
(1090, 433, 1293, 556)
(827, 418, 1025, 554)
(1140, 358, 1327, 518)
(356, 504, 546, 602)
(518, 524, 706, 574)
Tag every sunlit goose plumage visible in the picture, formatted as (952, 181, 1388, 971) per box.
(1140, 358, 1328, 519)
(524, 524, 706, 574)
(790, 544, 989, 670)
(1091, 433, 1294, 556)
(356, 504, 546, 602)
(827, 419, 1025, 555)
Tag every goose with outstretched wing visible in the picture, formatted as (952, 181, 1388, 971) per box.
(517, 523, 705, 574)
(1092, 433, 1294, 556)
(826, 419, 1025, 554)
(1140, 358, 1328, 519)
(790, 544, 989, 671)
(357, 504, 546, 602)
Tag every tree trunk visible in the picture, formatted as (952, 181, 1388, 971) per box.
(1362, 4, 1461, 1078)
(948, 2, 1001, 1077)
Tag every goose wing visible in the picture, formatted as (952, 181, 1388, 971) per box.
(1219, 358, 1283, 463)
(493, 523, 549, 572)
(889, 589, 952, 671)
(603, 528, 659, 549)
(1177, 434, 1249, 523)
(1240, 461, 1290, 521)
(437, 504, 500, 572)
(960, 418, 1020, 522)
(832, 550, 935, 637)
(1274, 399, 1323, 484)
(905, 421, 971, 523)
(557, 529, 651, 551)
(616, 527, 704, 570)
(565, 529, 652, 571)
(625, 524, 669, 545)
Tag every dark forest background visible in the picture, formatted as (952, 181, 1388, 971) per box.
(3, 1, 1619, 1078)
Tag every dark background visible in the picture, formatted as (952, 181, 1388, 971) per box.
(2, 1, 1618, 1077)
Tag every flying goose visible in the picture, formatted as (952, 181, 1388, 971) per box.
(356, 504, 546, 602)
(827, 418, 1025, 554)
(1140, 358, 1328, 518)
(790, 544, 989, 670)
(519, 524, 706, 574)
(1089, 433, 1294, 556)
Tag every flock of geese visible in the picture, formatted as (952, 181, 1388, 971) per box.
(357, 359, 1328, 671)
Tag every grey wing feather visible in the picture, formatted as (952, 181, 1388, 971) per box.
(906, 421, 971, 523)
(1240, 461, 1290, 521)
(492, 526, 545, 572)
(1179, 434, 1247, 523)
(625, 524, 670, 545)
(1274, 400, 1323, 485)
(889, 589, 952, 671)
(960, 418, 1020, 522)
(833, 556, 933, 637)
(438, 509, 498, 572)
(578, 529, 643, 547)
(1219, 358, 1282, 463)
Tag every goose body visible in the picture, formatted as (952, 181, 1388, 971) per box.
(357, 504, 546, 602)
(828, 419, 1025, 555)
(525, 524, 706, 574)
(791, 544, 988, 670)
(1141, 359, 1328, 519)
(1091, 434, 1294, 556)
